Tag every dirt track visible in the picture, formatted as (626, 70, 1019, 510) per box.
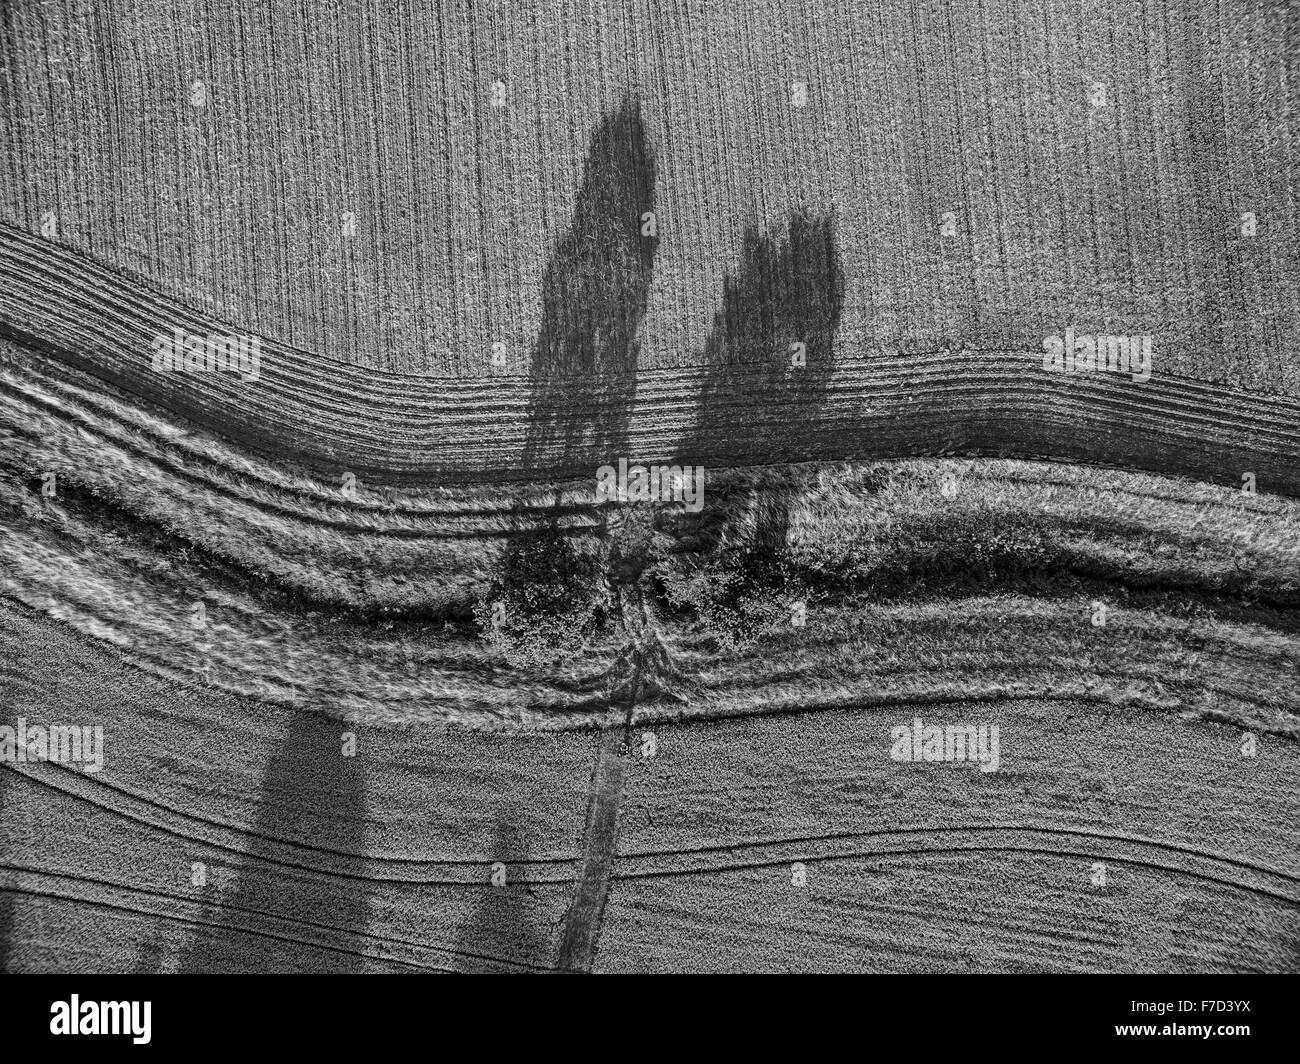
(556, 730, 629, 972)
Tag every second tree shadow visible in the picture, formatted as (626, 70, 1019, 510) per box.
(676, 211, 845, 557)
(452, 811, 549, 971)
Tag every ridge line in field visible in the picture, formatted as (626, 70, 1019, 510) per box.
(3, 226, 1299, 493)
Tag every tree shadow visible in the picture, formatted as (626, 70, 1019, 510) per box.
(179, 710, 369, 973)
(487, 96, 657, 662)
(521, 94, 657, 475)
(675, 210, 845, 556)
(452, 810, 549, 971)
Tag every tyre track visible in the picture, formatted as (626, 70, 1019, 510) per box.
(614, 843, 1300, 909)
(614, 823, 1300, 892)
(2, 761, 585, 881)
(0, 874, 545, 973)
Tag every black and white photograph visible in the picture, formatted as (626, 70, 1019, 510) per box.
(0, 0, 1295, 1041)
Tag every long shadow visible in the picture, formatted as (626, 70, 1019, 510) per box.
(520, 95, 656, 476)
(452, 810, 549, 971)
(488, 97, 657, 658)
(675, 211, 845, 557)
(179, 710, 368, 973)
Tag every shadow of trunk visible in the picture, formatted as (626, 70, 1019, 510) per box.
(453, 810, 549, 971)
(179, 710, 369, 973)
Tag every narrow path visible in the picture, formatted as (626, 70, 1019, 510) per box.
(555, 572, 650, 972)
(554, 727, 629, 972)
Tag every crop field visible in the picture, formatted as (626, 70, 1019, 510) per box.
(3, 0, 1298, 394)
(0, 0, 1297, 981)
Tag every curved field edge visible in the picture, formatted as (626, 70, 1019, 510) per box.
(2, 228, 1299, 492)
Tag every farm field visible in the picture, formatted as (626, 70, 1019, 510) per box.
(1, 0, 1298, 978)
(604, 701, 1299, 973)
(2, 0, 1297, 395)
(2, 434, 1298, 970)
(3, 603, 1296, 973)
